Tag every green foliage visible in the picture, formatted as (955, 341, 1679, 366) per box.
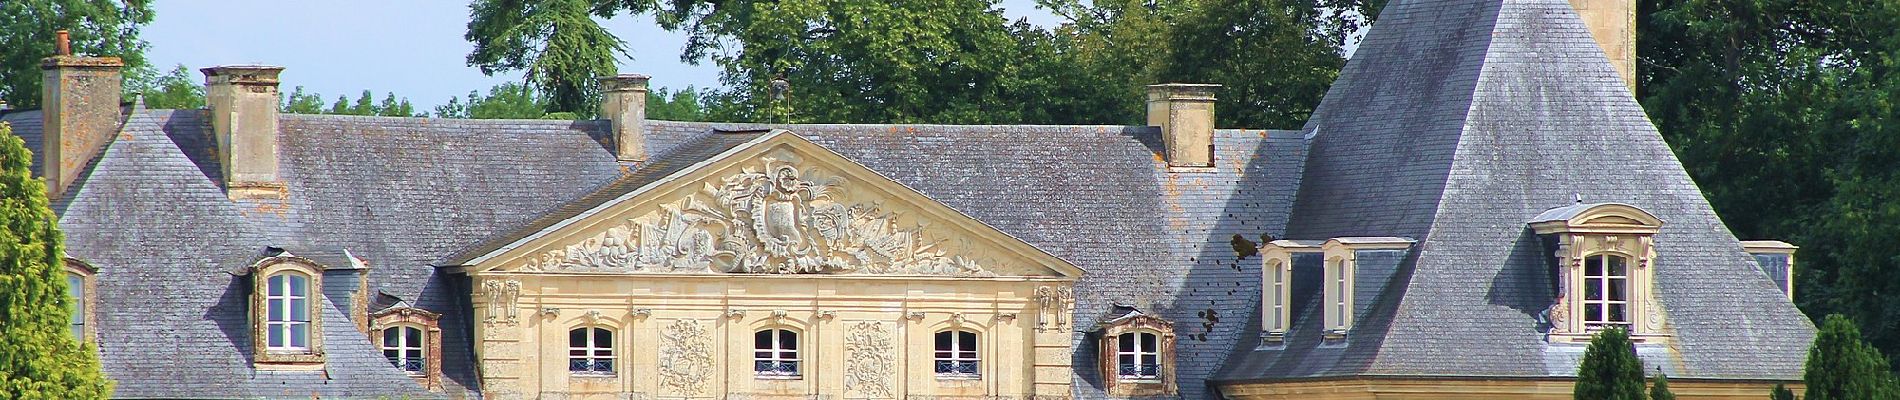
(0, 122, 114, 399)
(126, 64, 203, 109)
(1771, 384, 1797, 400)
(281, 86, 325, 114)
(1803, 315, 1899, 400)
(1574, 328, 1646, 400)
(466, 0, 626, 116)
(646, 86, 706, 122)
(1637, 0, 1900, 368)
(435, 82, 548, 119)
(280, 89, 420, 117)
(1648, 373, 1674, 400)
(0, 0, 153, 109)
(1160, 0, 1355, 129)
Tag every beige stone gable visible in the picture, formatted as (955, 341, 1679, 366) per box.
(468, 130, 1082, 279)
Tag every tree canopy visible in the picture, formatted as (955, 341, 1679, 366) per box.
(1803, 314, 1899, 400)
(0, 122, 114, 399)
(1573, 328, 1647, 400)
(0, 0, 153, 109)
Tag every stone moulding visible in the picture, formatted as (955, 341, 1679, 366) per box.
(517, 149, 995, 277)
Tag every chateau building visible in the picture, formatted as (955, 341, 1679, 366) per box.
(0, 0, 1814, 398)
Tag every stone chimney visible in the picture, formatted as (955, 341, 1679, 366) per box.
(40, 29, 125, 198)
(1568, 0, 1635, 90)
(1146, 83, 1220, 169)
(599, 74, 650, 162)
(201, 65, 286, 199)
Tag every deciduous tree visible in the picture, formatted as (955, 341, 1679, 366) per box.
(0, 0, 153, 108)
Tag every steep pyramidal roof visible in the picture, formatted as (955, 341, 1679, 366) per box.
(1218, 0, 1813, 381)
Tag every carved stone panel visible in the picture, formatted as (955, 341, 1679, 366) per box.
(482, 279, 521, 325)
(844, 321, 896, 398)
(658, 319, 714, 396)
(515, 149, 997, 277)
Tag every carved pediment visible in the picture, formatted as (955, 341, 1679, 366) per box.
(473, 131, 1079, 278)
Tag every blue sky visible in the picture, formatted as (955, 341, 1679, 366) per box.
(142, 0, 1061, 110)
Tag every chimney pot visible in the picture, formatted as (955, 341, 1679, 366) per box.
(39, 50, 123, 198)
(1147, 83, 1220, 169)
(599, 74, 651, 163)
(55, 30, 70, 56)
(202, 65, 286, 199)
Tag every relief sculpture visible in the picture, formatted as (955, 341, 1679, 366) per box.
(658, 319, 713, 396)
(844, 322, 896, 398)
(518, 149, 992, 277)
(482, 279, 520, 324)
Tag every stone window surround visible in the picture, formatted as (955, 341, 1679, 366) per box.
(371, 306, 444, 390)
(933, 329, 981, 380)
(1742, 240, 1798, 300)
(1259, 240, 1322, 344)
(1532, 203, 1670, 344)
(245, 256, 326, 367)
(1320, 237, 1414, 338)
(568, 326, 617, 376)
(64, 258, 98, 344)
(1097, 314, 1178, 397)
(753, 327, 802, 379)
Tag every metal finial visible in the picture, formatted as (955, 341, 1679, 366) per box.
(1574, 194, 1583, 204)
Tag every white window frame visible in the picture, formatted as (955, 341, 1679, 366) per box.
(568, 327, 615, 376)
(1582, 253, 1632, 330)
(66, 272, 85, 341)
(1115, 331, 1161, 381)
(264, 272, 312, 352)
(754, 328, 801, 378)
(934, 330, 981, 379)
(382, 325, 426, 374)
(1268, 261, 1286, 332)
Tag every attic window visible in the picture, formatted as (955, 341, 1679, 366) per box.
(64, 258, 97, 343)
(1096, 308, 1177, 397)
(1319, 237, 1414, 338)
(1258, 240, 1323, 344)
(1530, 203, 1669, 344)
(242, 254, 327, 366)
(1742, 240, 1798, 300)
(371, 305, 444, 390)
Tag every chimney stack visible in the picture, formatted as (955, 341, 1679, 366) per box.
(1567, 0, 1635, 90)
(599, 74, 650, 163)
(202, 65, 286, 199)
(40, 29, 125, 198)
(1146, 83, 1220, 169)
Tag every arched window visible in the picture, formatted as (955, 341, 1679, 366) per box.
(568, 327, 614, 375)
(934, 330, 979, 378)
(1116, 332, 1161, 381)
(753, 328, 800, 378)
(381, 325, 425, 373)
(65, 272, 85, 340)
(1583, 254, 1631, 330)
(264, 272, 312, 351)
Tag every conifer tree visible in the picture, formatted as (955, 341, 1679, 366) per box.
(1574, 328, 1645, 400)
(1804, 314, 1898, 400)
(1648, 373, 1675, 400)
(0, 123, 112, 398)
(1770, 384, 1796, 400)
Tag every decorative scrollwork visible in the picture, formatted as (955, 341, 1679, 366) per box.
(844, 322, 895, 398)
(658, 320, 713, 396)
(518, 149, 993, 277)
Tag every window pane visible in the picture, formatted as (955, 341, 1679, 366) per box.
(570, 348, 588, 357)
(1609, 304, 1627, 323)
(756, 330, 772, 349)
(780, 330, 797, 350)
(385, 349, 400, 359)
(384, 328, 400, 346)
(1609, 279, 1627, 301)
(935, 332, 952, 351)
(1118, 333, 1134, 350)
(290, 324, 308, 347)
(1140, 333, 1156, 350)
(268, 325, 284, 347)
(756, 351, 773, 359)
(1142, 354, 1158, 365)
(1585, 278, 1603, 300)
(405, 327, 422, 346)
(959, 331, 976, 351)
(1608, 256, 1627, 276)
(268, 275, 284, 296)
(936, 351, 952, 359)
(569, 328, 586, 347)
(268, 299, 284, 321)
(289, 275, 306, 296)
(1585, 304, 1602, 323)
(289, 299, 307, 322)
(71, 324, 82, 339)
(1586, 256, 1602, 277)
(592, 328, 612, 349)
(1118, 354, 1134, 365)
(406, 349, 422, 359)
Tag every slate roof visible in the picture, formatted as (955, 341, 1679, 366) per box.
(2, 0, 1815, 397)
(1214, 0, 1813, 383)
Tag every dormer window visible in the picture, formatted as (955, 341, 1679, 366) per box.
(1530, 203, 1668, 344)
(1319, 237, 1415, 338)
(236, 251, 327, 366)
(1742, 240, 1798, 299)
(1095, 307, 1177, 396)
(1258, 240, 1323, 344)
(64, 258, 97, 343)
(371, 304, 444, 390)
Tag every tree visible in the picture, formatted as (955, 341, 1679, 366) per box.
(435, 82, 548, 119)
(1771, 384, 1796, 400)
(1804, 314, 1898, 400)
(281, 86, 326, 114)
(127, 64, 204, 110)
(1648, 373, 1675, 400)
(646, 86, 706, 122)
(0, 0, 154, 109)
(1160, 0, 1354, 129)
(1574, 328, 1645, 400)
(465, 0, 627, 116)
(0, 122, 114, 398)
(279, 88, 420, 117)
